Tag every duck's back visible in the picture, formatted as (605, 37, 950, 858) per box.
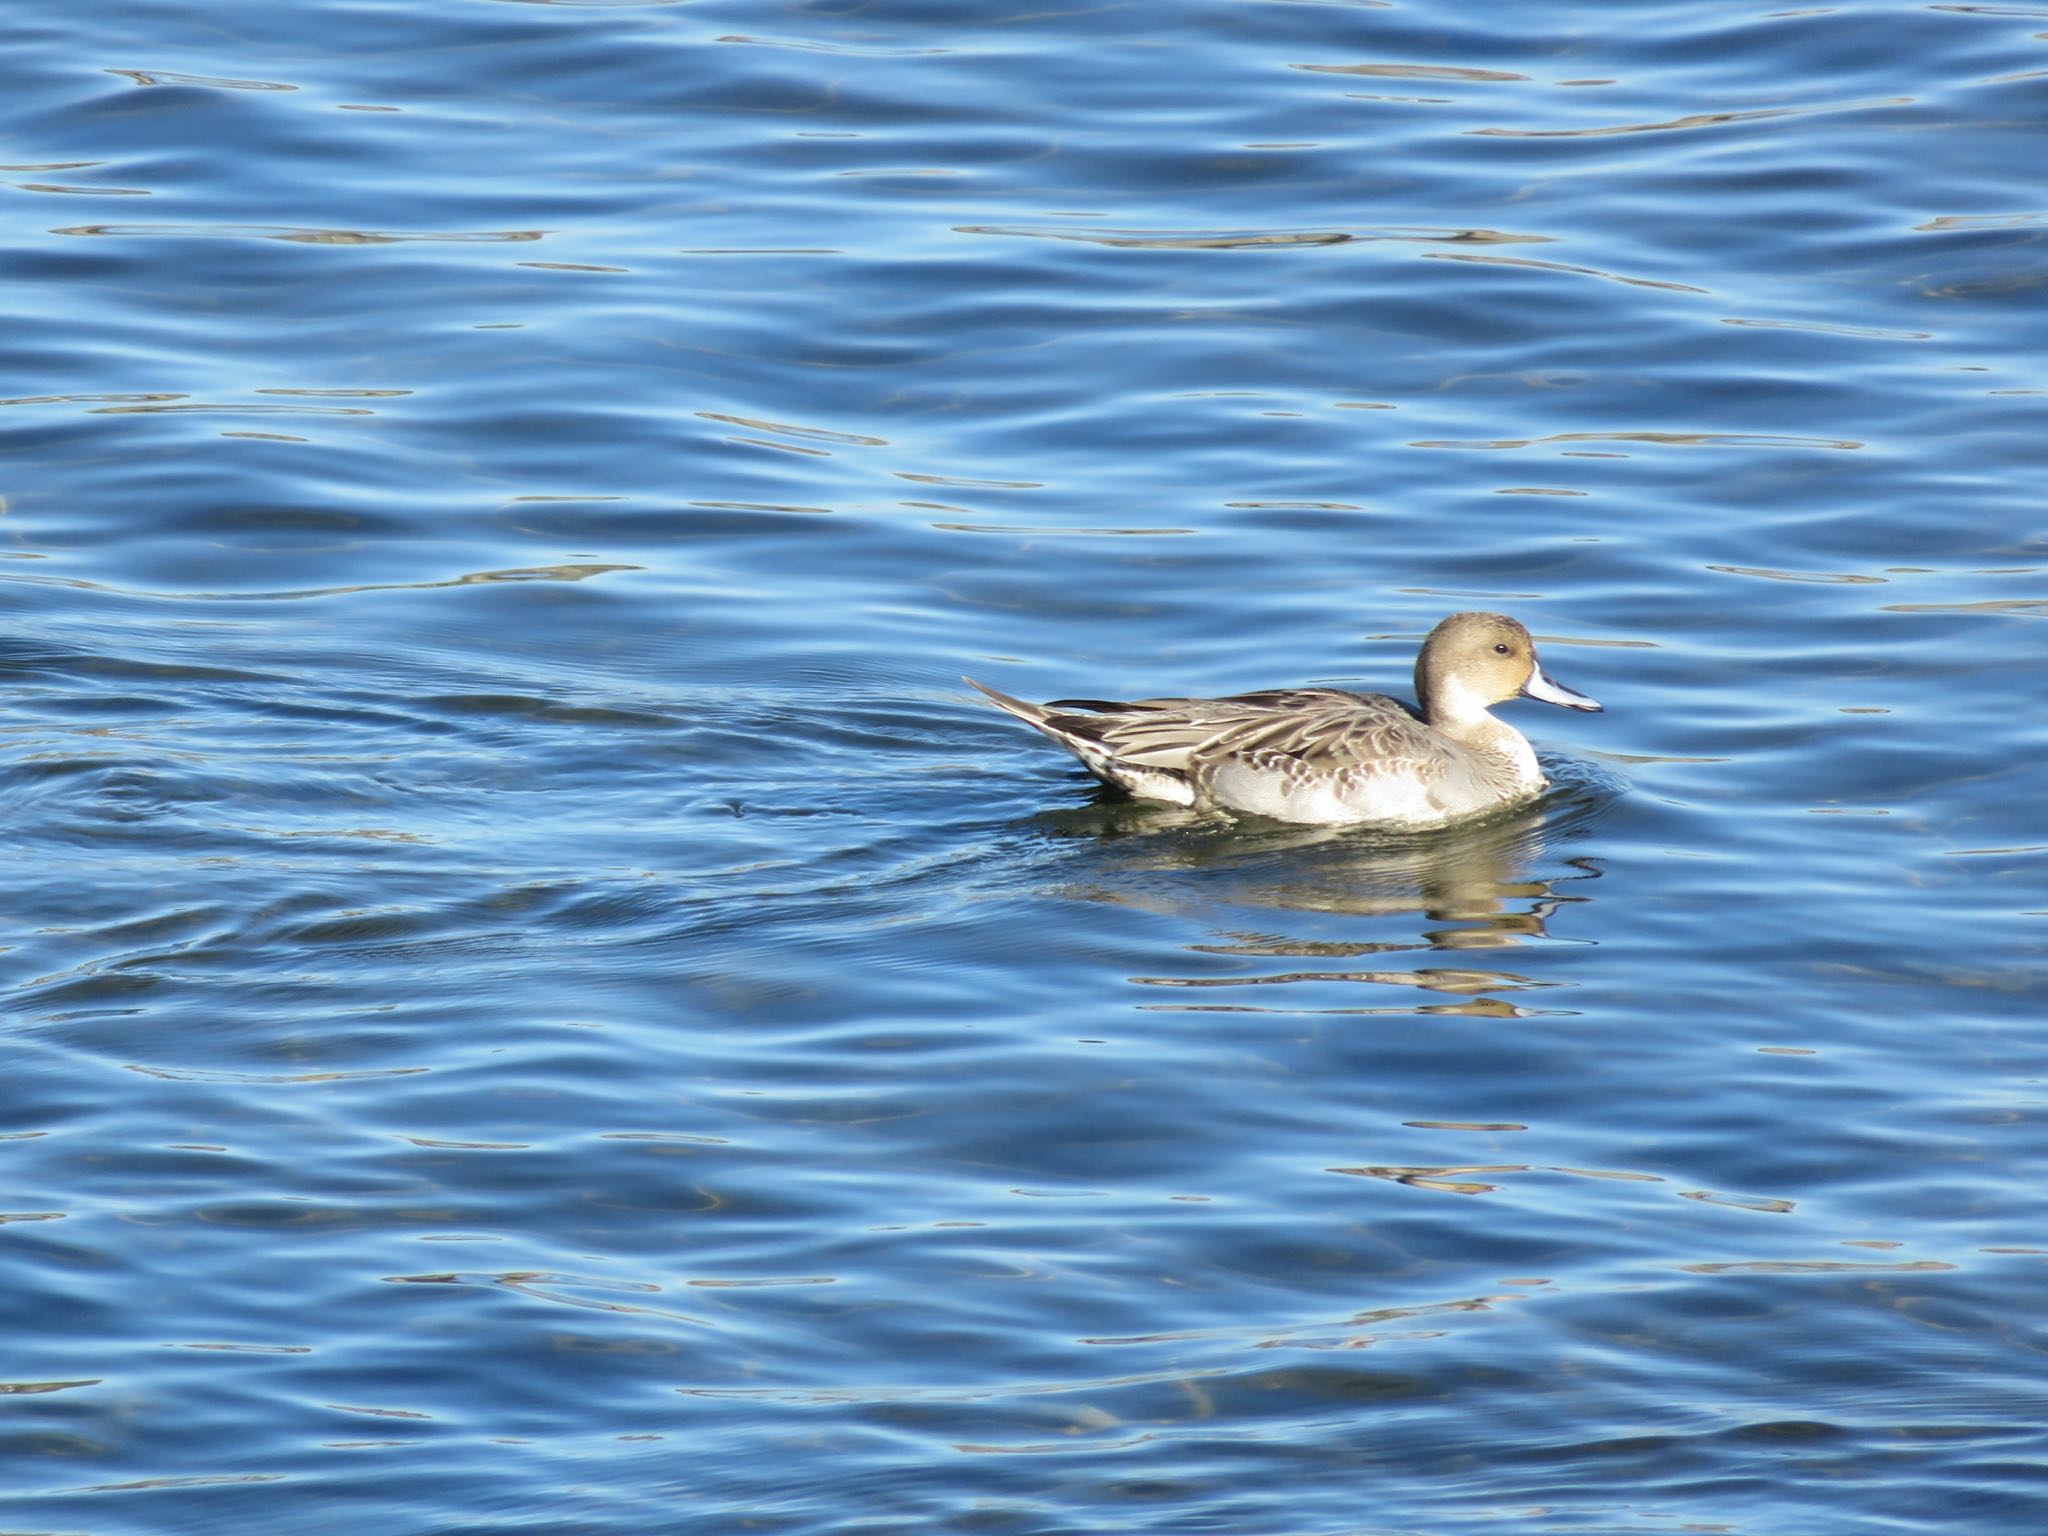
(1039, 687, 1514, 824)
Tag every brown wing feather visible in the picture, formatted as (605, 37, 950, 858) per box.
(1191, 693, 1437, 777)
(971, 679, 1452, 813)
(1054, 689, 1432, 777)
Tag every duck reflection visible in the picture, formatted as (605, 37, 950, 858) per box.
(1023, 757, 1615, 1012)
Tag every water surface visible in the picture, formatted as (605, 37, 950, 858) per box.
(3, 1, 2047, 1531)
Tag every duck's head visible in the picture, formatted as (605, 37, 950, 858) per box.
(1415, 611, 1602, 725)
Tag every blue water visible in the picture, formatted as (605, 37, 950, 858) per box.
(4, 1, 2047, 1530)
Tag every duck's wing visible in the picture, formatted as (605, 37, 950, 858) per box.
(1184, 688, 1440, 774)
(968, 681, 1438, 810)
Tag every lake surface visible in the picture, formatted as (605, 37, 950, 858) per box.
(4, 1, 2046, 1530)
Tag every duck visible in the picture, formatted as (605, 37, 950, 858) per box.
(967, 611, 1601, 826)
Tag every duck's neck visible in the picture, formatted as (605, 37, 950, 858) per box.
(1420, 679, 1544, 792)
(1418, 672, 1495, 737)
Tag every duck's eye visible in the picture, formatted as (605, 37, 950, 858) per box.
(1493, 643, 1511, 655)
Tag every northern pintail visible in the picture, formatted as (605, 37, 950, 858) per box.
(968, 611, 1601, 826)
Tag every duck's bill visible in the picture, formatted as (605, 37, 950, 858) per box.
(1522, 666, 1602, 712)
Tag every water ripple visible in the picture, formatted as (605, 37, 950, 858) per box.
(52, 224, 546, 244)
(954, 224, 1545, 250)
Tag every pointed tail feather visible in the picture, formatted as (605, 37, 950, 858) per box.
(967, 677, 1199, 807)
(964, 676, 1057, 728)
(967, 675, 1106, 758)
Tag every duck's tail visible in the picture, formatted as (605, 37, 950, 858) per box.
(963, 676, 1060, 731)
(964, 678, 1198, 806)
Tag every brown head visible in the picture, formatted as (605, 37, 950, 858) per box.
(1413, 612, 1602, 727)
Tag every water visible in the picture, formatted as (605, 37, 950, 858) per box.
(3, 0, 2046, 1530)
